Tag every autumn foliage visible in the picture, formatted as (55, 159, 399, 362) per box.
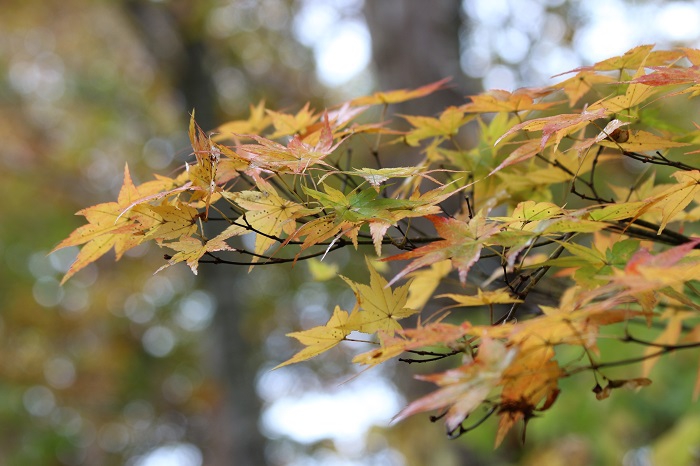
(55, 45, 700, 446)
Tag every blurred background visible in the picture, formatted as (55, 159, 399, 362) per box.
(3, 0, 700, 465)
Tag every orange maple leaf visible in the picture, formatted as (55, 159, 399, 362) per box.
(383, 214, 501, 286)
(350, 78, 451, 106)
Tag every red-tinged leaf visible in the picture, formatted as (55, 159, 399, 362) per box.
(489, 139, 542, 176)
(350, 78, 451, 106)
(393, 338, 516, 433)
(461, 88, 559, 114)
(353, 321, 469, 366)
(626, 238, 700, 272)
(494, 108, 608, 150)
(496, 344, 561, 447)
(325, 102, 370, 130)
(235, 114, 344, 174)
(630, 66, 700, 86)
(384, 214, 501, 286)
(616, 238, 700, 290)
(557, 45, 683, 74)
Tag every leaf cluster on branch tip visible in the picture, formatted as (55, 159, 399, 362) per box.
(55, 45, 700, 447)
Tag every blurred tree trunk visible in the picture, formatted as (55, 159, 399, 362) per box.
(363, 0, 479, 116)
(124, 3, 268, 465)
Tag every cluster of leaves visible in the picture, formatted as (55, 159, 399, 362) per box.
(56, 45, 700, 446)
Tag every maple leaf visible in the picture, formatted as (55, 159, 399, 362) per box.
(275, 306, 352, 369)
(401, 106, 472, 146)
(438, 288, 522, 308)
(53, 164, 155, 284)
(616, 238, 700, 289)
(404, 260, 452, 311)
(383, 214, 501, 286)
(235, 114, 343, 173)
(300, 183, 454, 256)
(629, 66, 700, 87)
(213, 101, 271, 138)
(495, 343, 561, 447)
(494, 107, 608, 151)
(188, 113, 221, 220)
(348, 167, 441, 190)
(551, 71, 616, 106)
(393, 337, 517, 433)
(157, 223, 245, 274)
(145, 201, 199, 241)
(587, 63, 663, 115)
(226, 175, 311, 263)
(470, 286, 637, 349)
(342, 258, 417, 335)
(489, 139, 542, 176)
(649, 170, 700, 233)
(587, 201, 651, 222)
(267, 102, 319, 138)
(350, 78, 451, 106)
(461, 88, 559, 114)
(557, 45, 682, 74)
(353, 320, 469, 366)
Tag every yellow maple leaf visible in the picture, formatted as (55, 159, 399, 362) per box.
(146, 201, 199, 241)
(342, 258, 417, 335)
(598, 130, 690, 152)
(275, 306, 352, 369)
(267, 102, 319, 138)
(461, 88, 559, 113)
(213, 101, 271, 139)
(157, 223, 245, 274)
(226, 175, 310, 263)
(438, 288, 522, 308)
(651, 170, 700, 233)
(404, 260, 452, 311)
(53, 164, 154, 284)
(402, 106, 472, 146)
